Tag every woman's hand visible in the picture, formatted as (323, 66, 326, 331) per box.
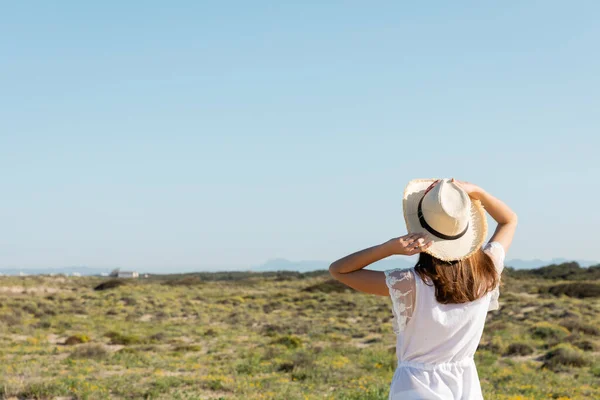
(384, 233, 433, 256)
(451, 178, 485, 200)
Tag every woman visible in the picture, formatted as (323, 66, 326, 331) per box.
(329, 178, 517, 400)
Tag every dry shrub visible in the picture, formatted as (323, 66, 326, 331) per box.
(262, 302, 280, 314)
(261, 324, 290, 337)
(70, 343, 109, 359)
(540, 344, 590, 371)
(64, 334, 90, 345)
(104, 331, 141, 345)
(21, 302, 38, 314)
(529, 322, 570, 341)
(0, 312, 22, 326)
(149, 332, 167, 343)
(277, 362, 294, 372)
(163, 276, 203, 286)
(277, 351, 315, 376)
(270, 335, 303, 349)
(33, 320, 52, 329)
(291, 350, 315, 369)
(478, 342, 502, 354)
(204, 328, 218, 337)
(34, 306, 57, 317)
(572, 340, 598, 351)
(94, 280, 127, 291)
(117, 347, 138, 354)
(503, 342, 534, 356)
(302, 279, 354, 293)
(541, 283, 600, 298)
(120, 296, 137, 306)
(173, 344, 202, 352)
(559, 318, 600, 336)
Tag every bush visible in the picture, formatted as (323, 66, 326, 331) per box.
(21, 302, 38, 314)
(17, 382, 65, 399)
(70, 343, 109, 359)
(162, 276, 204, 286)
(34, 320, 52, 329)
(173, 344, 202, 352)
(204, 328, 218, 337)
(540, 344, 590, 371)
(235, 354, 262, 375)
(291, 350, 315, 369)
(559, 319, 600, 336)
(529, 322, 569, 341)
(271, 335, 303, 349)
(302, 279, 354, 293)
(540, 283, 600, 298)
(572, 340, 598, 351)
(94, 279, 127, 291)
(276, 351, 316, 373)
(120, 296, 137, 306)
(117, 347, 138, 354)
(35, 306, 57, 317)
(478, 341, 503, 354)
(508, 263, 600, 280)
(0, 312, 22, 326)
(277, 362, 294, 372)
(503, 342, 534, 356)
(104, 331, 141, 345)
(261, 324, 290, 337)
(64, 334, 90, 345)
(149, 332, 167, 343)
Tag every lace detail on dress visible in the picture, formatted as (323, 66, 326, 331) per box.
(384, 268, 416, 335)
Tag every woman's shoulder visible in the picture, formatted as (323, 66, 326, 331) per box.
(384, 267, 416, 286)
(482, 241, 506, 269)
(384, 268, 420, 301)
(482, 241, 506, 255)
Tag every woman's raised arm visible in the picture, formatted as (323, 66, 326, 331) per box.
(453, 179, 518, 253)
(328, 233, 432, 296)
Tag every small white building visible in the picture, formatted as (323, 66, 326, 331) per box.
(117, 271, 139, 279)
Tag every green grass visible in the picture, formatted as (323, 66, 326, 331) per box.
(0, 271, 598, 399)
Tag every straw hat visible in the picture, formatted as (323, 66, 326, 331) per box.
(403, 178, 487, 261)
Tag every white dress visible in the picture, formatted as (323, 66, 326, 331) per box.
(384, 241, 505, 400)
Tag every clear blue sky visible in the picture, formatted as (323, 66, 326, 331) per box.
(1, 1, 598, 271)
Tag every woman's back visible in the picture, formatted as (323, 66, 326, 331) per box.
(385, 241, 505, 399)
(329, 178, 517, 400)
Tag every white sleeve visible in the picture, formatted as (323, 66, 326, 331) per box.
(383, 268, 416, 334)
(483, 241, 506, 311)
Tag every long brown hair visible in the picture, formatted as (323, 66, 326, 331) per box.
(414, 249, 499, 304)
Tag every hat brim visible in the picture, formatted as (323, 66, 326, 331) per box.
(403, 179, 487, 262)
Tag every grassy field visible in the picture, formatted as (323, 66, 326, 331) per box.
(0, 266, 599, 400)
